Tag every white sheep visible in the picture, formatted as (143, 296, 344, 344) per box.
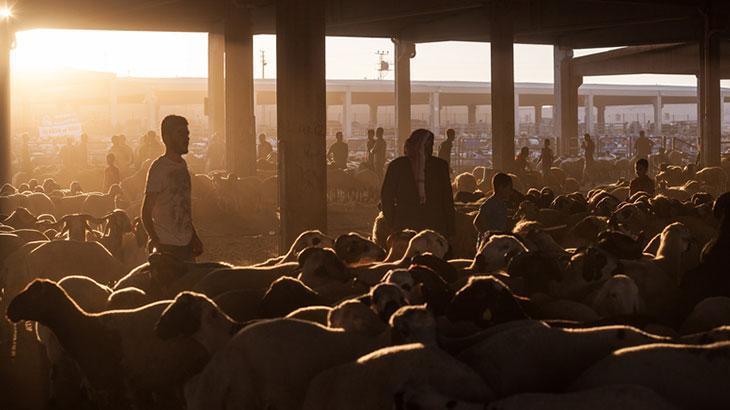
(472, 234, 529, 273)
(680, 297, 730, 335)
(592, 274, 644, 317)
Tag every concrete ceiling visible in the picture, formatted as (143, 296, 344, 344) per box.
(8, 0, 730, 48)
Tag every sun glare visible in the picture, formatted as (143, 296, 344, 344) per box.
(0, 7, 12, 19)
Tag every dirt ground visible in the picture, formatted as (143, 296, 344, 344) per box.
(198, 202, 379, 266)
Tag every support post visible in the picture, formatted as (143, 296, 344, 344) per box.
(514, 93, 521, 136)
(430, 91, 440, 136)
(368, 103, 378, 128)
(554, 46, 580, 156)
(225, 5, 256, 177)
(698, 27, 721, 167)
(654, 94, 663, 135)
(585, 94, 594, 135)
(490, 0, 516, 171)
(0, 23, 9, 184)
(342, 89, 352, 137)
(467, 105, 477, 126)
(596, 105, 606, 133)
(277, 0, 327, 250)
(109, 80, 118, 130)
(394, 39, 415, 156)
(208, 24, 225, 143)
(534, 105, 542, 133)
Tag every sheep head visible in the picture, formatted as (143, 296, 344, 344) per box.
(7, 279, 70, 323)
(287, 230, 334, 259)
(385, 229, 417, 261)
(258, 276, 322, 318)
(389, 305, 437, 346)
(446, 276, 528, 328)
(659, 222, 692, 254)
(410, 253, 458, 284)
(328, 299, 385, 335)
(298, 247, 352, 287)
(473, 234, 528, 273)
(402, 230, 449, 261)
(593, 274, 643, 317)
(369, 283, 407, 322)
(384, 269, 419, 303)
(334, 233, 386, 266)
(568, 246, 618, 283)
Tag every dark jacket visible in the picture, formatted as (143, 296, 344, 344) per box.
(380, 156, 455, 237)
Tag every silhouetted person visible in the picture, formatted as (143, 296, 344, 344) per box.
(514, 147, 530, 174)
(581, 133, 595, 183)
(109, 134, 134, 175)
(380, 129, 454, 238)
(142, 115, 202, 262)
(438, 128, 456, 166)
(206, 132, 225, 172)
(104, 153, 121, 192)
(258, 133, 273, 160)
(328, 131, 349, 170)
(136, 130, 164, 168)
(366, 128, 376, 169)
(474, 173, 513, 235)
(634, 130, 653, 161)
(629, 158, 654, 197)
(372, 127, 387, 178)
(537, 139, 553, 177)
(59, 138, 76, 170)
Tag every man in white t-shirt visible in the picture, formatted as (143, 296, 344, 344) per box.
(142, 115, 203, 261)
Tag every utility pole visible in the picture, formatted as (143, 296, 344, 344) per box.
(260, 49, 267, 79)
(375, 50, 390, 80)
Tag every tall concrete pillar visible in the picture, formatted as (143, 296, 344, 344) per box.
(144, 91, 159, 132)
(430, 91, 440, 136)
(514, 93, 521, 135)
(534, 105, 542, 132)
(554, 46, 580, 156)
(225, 6, 256, 177)
(342, 89, 352, 137)
(596, 105, 606, 132)
(467, 105, 477, 125)
(490, 0, 516, 171)
(0, 23, 10, 184)
(394, 39, 415, 156)
(277, 0, 327, 250)
(207, 24, 225, 142)
(368, 103, 378, 128)
(722, 94, 727, 127)
(654, 94, 663, 135)
(109, 80, 118, 130)
(585, 94, 594, 135)
(698, 29, 721, 167)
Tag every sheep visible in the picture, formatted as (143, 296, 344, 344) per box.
(383, 229, 418, 262)
(446, 276, 529, 328)
(286, 305, 331, 325)
(592, 274, 644, 317)
(96, 209, 134, 260)
(9, 228, 48, 243)
(257, 276, 325, 318)
(333, 232, 386, 266)
(2, 207, 39, 229)
(680, 297, 730, 335)
(302, 343, 494, 410)
(457, 323, 665, 397)
(254, 229, 334, 266)
(106, 287, 149, 310)
(486, 385, 679, 410)
(54, 213, 98, 241)
(472, 234, 529, 273)
(7, 280, 208, 409)
(82, 184, 123, 218)
(369, 283, 408, 322)
(569, 341, 730, 409)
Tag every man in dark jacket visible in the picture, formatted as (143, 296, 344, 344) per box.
(380, 129, 455, 238)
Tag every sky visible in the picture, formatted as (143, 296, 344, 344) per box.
(9, 29, 730, 88)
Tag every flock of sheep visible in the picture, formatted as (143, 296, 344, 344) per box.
(1, 152, 730, 410)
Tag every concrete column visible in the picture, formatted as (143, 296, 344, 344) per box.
(654, 94, 663, 135)
(207, 23, 225, 142)
(430, 91, 440, 136)
(109, 80, 118, 129)
(467, 105, 477, 125)
(514, 93, 521, 135)
(394, 39, 415, 156)
(277, 0, 327, 250)
(585, 94, 594, 135)
(490, 0, 516, 171)
(722, 94, 727, 127)
(596, 105, 606, 132)
(225, 6, 256, 177)
(342, 89, 352, 137)
(0, 24, 9, 184)
(534, 105, 542, 131)
(698, 30, 721, 167)
(368, 103, 378, 128)
(554, 46, 580, 156)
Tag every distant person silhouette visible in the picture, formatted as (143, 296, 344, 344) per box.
(59, 138, 76, 170)
(537, 138, 554, 178)
(136, 130, 164, 168)
(581, 133, 595, 183)
(206, 132, 225, 172)
(104, 153, 121, 192)
(78, 133, 89, 168)
(20, 133, 32, 173)
(474, 172, 513, 235)
(634, 130, 653, 161)
(109, 134, 134, 175)
(514, 146, 530, 174)
(328, 131, 349, 170)
(372, 127, 387, 178)
(142, 115, 202, 262)
(629, 158, 655, 197)
(258, 133, 273, 161)
(380, 129, 455, 238)
(438, 128, 456, 167)
(366, 128, 376, 170)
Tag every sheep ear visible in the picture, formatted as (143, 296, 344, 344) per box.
(473, 254, 486, 272)
(297, 247, 318, 268)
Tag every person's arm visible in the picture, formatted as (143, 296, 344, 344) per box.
(141, 191, 160, 252)
(441, 164, 456, 236)
(473, 203, 487, 234)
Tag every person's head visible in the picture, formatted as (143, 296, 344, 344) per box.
(111, 135, 119, 145)
(161, 115, 190, 155)
(544, 139, 550, 147)
(404, 129, 435, 158)
(336, 132, 343, 142)
(258, 133, 267, 143)
(635, 158, 648, 176)
(492, 173, 513, 199)
(376, 127, 384, 139)
(639, 130, 645, 138)
(446, 128, 455, 140)
(584, 133, 591, 141)
(519, 146, 529, 157)
(106, 152, 116, 166)
(367, 129, 375, 139)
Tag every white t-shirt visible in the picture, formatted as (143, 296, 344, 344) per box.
(145, 156, 193, 246)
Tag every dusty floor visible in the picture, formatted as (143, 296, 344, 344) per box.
(198, 202, 379, 265)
